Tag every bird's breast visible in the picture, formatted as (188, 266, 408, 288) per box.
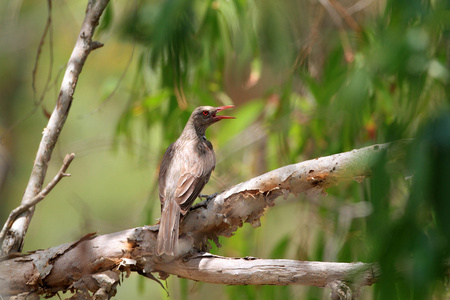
(196, 138, 214, 155)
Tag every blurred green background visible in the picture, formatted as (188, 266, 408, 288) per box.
(0, 0, 449, 299)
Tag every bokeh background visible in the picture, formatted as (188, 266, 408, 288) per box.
(0, 0, 449, 299)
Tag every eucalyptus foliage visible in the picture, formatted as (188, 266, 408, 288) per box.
(112, 0, 449, 298)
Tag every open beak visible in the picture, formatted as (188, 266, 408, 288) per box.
(213, 105, 236, 121)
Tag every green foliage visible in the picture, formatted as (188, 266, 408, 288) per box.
(370, 113, 450, 300)
(112, 0, 450, 298)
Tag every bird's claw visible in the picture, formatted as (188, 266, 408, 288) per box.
(191, 193, 219, 210)
(198, 192, 218, 202)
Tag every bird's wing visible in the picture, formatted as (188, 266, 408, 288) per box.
(175, 142, 216, 214)
(158, 142, 176, 206)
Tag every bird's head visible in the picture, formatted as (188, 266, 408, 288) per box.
(190, 105, 235, 130)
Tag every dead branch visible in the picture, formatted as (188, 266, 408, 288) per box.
(0, 0, 110, 256)
(155, 253, 379, 287)
(0, 142, 403, 299)
(179, 142, 402, 254)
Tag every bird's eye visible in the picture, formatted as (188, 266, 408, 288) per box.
(202, 111, 209, 116)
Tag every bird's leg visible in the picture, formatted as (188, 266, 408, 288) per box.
(191, 193, 219, 210)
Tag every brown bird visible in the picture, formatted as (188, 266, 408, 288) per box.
(157, 105, 235, 256)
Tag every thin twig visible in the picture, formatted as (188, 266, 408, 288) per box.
(32, 0, 53, 105)
(292, 6, 324, 73)
(0, 153, 75, 244)
(328, 0, 361, 32)
(348, 0, 376, 15)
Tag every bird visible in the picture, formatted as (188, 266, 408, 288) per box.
(157, 105, 235, 256)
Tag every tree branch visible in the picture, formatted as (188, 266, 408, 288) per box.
(155, 253, 379, 287)
(0, 0, 110, 255)
(0, 153, 75, 244)
(178, 142, 403, 254)
(0, 142, 404, 298)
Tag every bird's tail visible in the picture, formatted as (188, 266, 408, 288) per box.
(157, 199, 180, 256)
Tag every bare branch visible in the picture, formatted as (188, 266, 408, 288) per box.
(179, 142, 403, 254)
(156, 253, 379, 287)
(0, 153, 75, 243)
(1, 0, 110, 255)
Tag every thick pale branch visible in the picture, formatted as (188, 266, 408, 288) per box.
(156, 253, 379, 287)
(0, 142, 401, 298)
(1, 0, 110, 255)
(0, 153, 75, 243)
(179, 142, 399, 253)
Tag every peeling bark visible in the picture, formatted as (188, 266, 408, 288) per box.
(179, 142, 396, 253)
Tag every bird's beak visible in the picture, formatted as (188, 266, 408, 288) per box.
(213, 105, 236, 121)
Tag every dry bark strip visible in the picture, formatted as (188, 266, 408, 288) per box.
(0, 143, 401, 299)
